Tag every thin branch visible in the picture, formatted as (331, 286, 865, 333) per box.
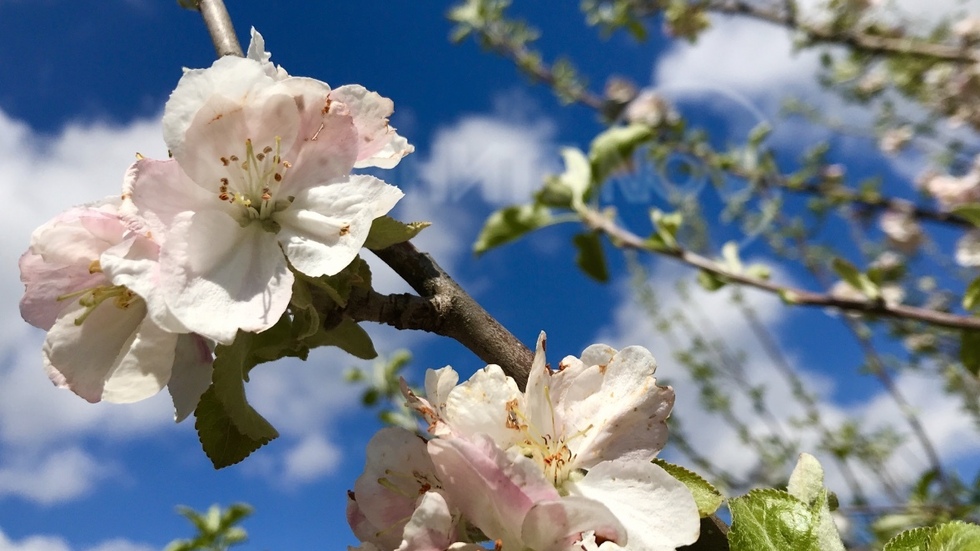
(581, 209, 980, 331)
(370, 242, 534, 389)
(706, 0, 979, 64)
(196, 0, 243, 57)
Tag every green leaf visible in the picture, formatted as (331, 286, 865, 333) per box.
(650, 209, 682, 249)
(653, 458, 723, 517)
(176, 0, 199, 10)
(883, 526, 935, 551)
(961, 330, 980, 376)
(589, 123, 654, 183)
(964, 276, 980, 311)
(307, 318, 378, 360)
(930, 521, 980, 550)
(364, 216, 430, 250)
(952, 204, 980, 227)
(194, 386, 278, 469)
(474, 204, 555, 254)
(787, 453, 845, 551)
(572, 232, 609, 282)
(831, 258, 880, 300)
(729, 489, 818, 551)
(697, 270, 727, 292)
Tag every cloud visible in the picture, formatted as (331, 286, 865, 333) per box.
(0, 528, 153, 551)
(0, 447, 111, 505)
(415, 93, 559, 207)
(281, 434, 343, 484)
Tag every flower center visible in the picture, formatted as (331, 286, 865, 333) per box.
(507, 390, 587, 489)
(216, 137, 294, 230)
(56, 261, 139, 325)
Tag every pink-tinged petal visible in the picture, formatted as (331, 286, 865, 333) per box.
(347, 494, 394, 550)
(276, 175, 403, 277)
(568, 460, 700, 551)
(20, 200, 126, 330)
(330, 84, 415, 168)
(176, 91, 300, 193)
(163, 56, 276, 153)
(167, 334, 214, 422)
(19, 248, 103, 331)
(43, 299, 177, 404)
(354, 427, 439, 541)
(443, 365, 524, 447)
(553, 346, 673, 467)
(428, 434, 559, 549)
(160, 210, 293, 344)
(245, 27, 288, 79)
(277, 78, 359, 193)
(398, 491, 456, 551)
(522, 496, 626, 551)
(122, 158, 217, 241)
(404, 367, 460, 436)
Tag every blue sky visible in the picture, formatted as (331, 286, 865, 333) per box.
(1, 0, 980, 549)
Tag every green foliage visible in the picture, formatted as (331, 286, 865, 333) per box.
(653, 458, 724, 517)
(363, 216, 430, 250)
(572, 231, 609, 282)
(729, 489, 820, 551)
(831, 257, 881, 301)
(589, 123, 655, 184)
(345, 350, 418, 430)
(960, 330, 980, 376)
(473, 204, 556, 254)
(165, 503, 252, 551)
(883, 521, 980, 551)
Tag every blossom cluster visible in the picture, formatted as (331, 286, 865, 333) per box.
(18, 30, 411, 415)
(347, 333, 700, 551)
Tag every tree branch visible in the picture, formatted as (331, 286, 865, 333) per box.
(370, 242, 534, 388)
(196, 0, 243, 57)
(581, 209, 980, 331)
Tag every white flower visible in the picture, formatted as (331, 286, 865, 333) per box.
(127, 32, 408, 343)
(19, 199, 212, 412)
(879, 210, 923, 253)
(956, 230, 980, 267)
(405, 333, 700, 551)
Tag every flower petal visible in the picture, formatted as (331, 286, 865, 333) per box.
(160, 210, 293, 343)
(330, 84, 414, 168)
(522, 496, 627, 551)
(44, 299, 177, 404)
(276, 175, 403, 277)
(443, 364, 524, 447)
(167, 333, 214, 422)
(398, 491, 456, 551)
(567, 460, 700, 551)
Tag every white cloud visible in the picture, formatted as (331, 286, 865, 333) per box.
(0, 447, 111, 505)
(281, 434, 342, 484)
(417, 100, 559, 207)
(0, 527, 153, 551)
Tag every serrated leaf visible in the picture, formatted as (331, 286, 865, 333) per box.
(964, 277, 980, 311)
(883, 526, 937, 551)
(961, 330, 980, 376)
(952, 204, 980, 227)
(364, 216, 430, 250)
(930, 521, 980, 550)
(307, 317, 378, 360)
(194, 386, 278, 469)
(729, 489, 818, 551)
(474, 204, 555, 254)
(571, 232, 609, 282)
(210, 333, 281, 440)
(589, 123, 654, 183)
(653, 458, 723, 517)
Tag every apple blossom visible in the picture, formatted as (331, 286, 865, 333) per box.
(19, 199, 212, 412)
(401, 333, 700, 551)
(956, 230, 980, 267)
(124, 31, 408, 343)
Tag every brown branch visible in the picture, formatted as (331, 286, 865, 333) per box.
(370, 242, 534, 389)
(582, 209, 980, 331)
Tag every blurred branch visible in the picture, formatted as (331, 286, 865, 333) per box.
(581, 209, 980, 331)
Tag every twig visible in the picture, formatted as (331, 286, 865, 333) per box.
(197, 0, 243, 57)
(581, 209, 980, 331)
